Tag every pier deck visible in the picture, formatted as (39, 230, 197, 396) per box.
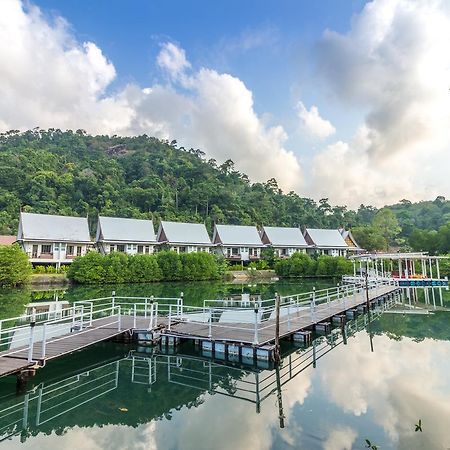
(0, 281, 399, 379)
(165, 284, 398, 345)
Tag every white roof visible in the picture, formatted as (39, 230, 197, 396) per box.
(214, 224, 263, 246)
(159, 221, 211, 245)
(305, 228, 348, 248)
(97, 216, 156, 243)
(18, 212, 91, 242)
(262, 226, 308, 247)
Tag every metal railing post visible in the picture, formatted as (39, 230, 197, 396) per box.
(41, 323, 47, 359)
(80, 305, 84, 330)
(149, 301, 154, 330)
(253, 305, 259, 345)
(27, 318, 36, 363)
(144, 298, 148, 318)
(208, 308, 212, 338)
(111, 291, 116, 310)
(90, 302, 93, 327)
(72, 304, 76, 330)
(180, 292, 184, 316)
(118, 306, 122, 331)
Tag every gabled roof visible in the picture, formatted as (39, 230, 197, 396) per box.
(158, 221, 212, 245)
(304, 228, 348, 248)
(96, 216, 156, 243)
(18, 212, 91, 242)
(0, 235, 16, 245)
(214, 224, 263, 246)
(261, 226, 308, 247)
(339, 228, 360, 248)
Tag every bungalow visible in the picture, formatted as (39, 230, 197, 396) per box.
(339, 228, 364, 254)
(303, 228, 348, 257)
(17, 212, 92, 267)
(260, 226, 309, 258)
(212, 224, 264, 261)
(157, 221, 212, 253)
(95, 216, 157, 255)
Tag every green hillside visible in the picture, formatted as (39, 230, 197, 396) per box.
(1, 129, 449, 254)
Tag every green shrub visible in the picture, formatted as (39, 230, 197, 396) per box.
(156, 251, 183, 281)
(67, 252, 106, 284)
(0, 244, 33, 287)
(128, 254, 162, 282)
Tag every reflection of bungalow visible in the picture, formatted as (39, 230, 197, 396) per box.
(339, 228, 364, 253)
(260, 226, 309, 258)
(95, 216, 156, 255)
(303, 228, 348, 257)
(157, 221, 212, 253)
(212, 225, 264, 261)
(17, 212, 92, 267)
(0, 235, 16, 246)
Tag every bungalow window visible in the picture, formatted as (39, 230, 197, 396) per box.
(137, 245, 144, 254)
(179, 246, 187, 253)
(145, 246, 151, 254)
(116, 244, 125, 252)
(77, 246, 82, 256)
(41, 244, 52, 254)
(67, 245, 74, 256)
(54, 243, 59, 251)
(231, 247, 239, 256)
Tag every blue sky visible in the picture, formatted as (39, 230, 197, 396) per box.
(33, 0, 367, 146)
(1, 0, 450, 206)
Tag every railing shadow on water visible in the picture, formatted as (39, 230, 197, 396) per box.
(0, 297, 393, 443)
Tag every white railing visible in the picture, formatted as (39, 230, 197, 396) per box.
(166, 279, 399, 344)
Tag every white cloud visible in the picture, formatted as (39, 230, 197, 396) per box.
(0, 0, 302, 193)
(297, 101, 335, 140)
(156, 42, 191, 79)
(323, 426, 357, 450)
(309, 0, 450, 206)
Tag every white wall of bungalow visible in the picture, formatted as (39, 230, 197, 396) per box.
(95, 216, 157, 255)
(17, 212, 92, 267)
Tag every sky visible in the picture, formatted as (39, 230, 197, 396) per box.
(1, 0, 450, 207)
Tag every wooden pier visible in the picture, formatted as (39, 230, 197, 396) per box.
(0, 280, 400, 380)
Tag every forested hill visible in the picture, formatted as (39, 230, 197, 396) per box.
(0, 129, 449, 248)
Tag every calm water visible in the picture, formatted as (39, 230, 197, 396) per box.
(0, 280, 449, 449)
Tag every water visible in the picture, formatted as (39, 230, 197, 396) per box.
(0, 281, 449, 449)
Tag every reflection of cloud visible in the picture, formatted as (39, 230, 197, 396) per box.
(323, 426, 357, 450)
(319, 333, 450, 448)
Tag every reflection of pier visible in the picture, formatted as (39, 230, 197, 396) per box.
(0, 301, 391, 442)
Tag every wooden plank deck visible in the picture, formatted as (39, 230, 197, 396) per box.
(167, 285, 398, 345)
(0, 316, 152, 378)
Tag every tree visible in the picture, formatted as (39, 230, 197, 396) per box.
(372, 208, 401, 250)
(0, 244, 32, 287)
(352, 226, 387, 252)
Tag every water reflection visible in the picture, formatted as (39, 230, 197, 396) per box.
(0, 300, 448, 449)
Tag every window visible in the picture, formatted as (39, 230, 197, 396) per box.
(116, 244, 125, 252)
(179, 246, 187, 253)
(231, 247, 239, 256)
(145, 246, 151, 254)
(138, 245, 144, 254)
(77, 246, 82, 256)
(41, 244, 52, 254)
(67, 245, 74, 255)
(54, 243, 59, 251)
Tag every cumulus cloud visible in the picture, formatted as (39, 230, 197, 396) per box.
(297, 101, 335, 140)
(156, 42, 191, 79)
(309, 0, 450, 206)
(0, 0, 302, 193)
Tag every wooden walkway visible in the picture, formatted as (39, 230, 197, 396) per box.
(0, 316, 152, 378)
(167, 285, 399, 345)
(0, 284, 398, 378)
